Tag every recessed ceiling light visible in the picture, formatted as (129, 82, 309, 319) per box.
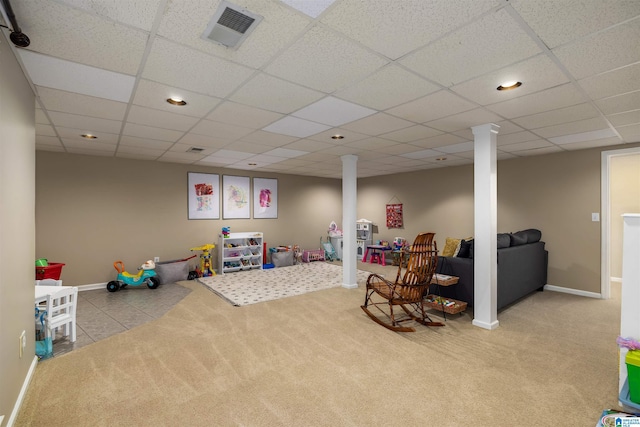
(331, 134, 344, 140)
(248, 162, 257, 166)
(166, 97, 187, 106)
(435, 157, 447, 161)
(81, 134, 97, 139)
(497, 81, 522, 91)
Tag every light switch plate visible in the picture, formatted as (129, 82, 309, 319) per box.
(592, 213, 600, 222)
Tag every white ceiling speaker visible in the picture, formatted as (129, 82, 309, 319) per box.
(202, 1, 263, 49)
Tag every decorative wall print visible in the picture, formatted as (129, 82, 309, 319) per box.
(188, 172, 219, 220)
(253, 178, 278, 219)
(222, 175, 250, 219)
(386, 203, 403, 228)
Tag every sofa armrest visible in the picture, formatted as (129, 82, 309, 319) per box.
(435, 256, 474, 307)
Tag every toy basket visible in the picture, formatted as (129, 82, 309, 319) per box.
(35, 262, 65, 280)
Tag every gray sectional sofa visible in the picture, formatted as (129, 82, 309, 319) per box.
(434, 229, 548, 310)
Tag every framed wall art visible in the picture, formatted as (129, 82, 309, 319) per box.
(253, 177, 278, 219)
(222, 175, 250, 219)
(188, 172, 220, 220)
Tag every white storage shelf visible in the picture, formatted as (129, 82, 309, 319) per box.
(219, 232, 263, 274)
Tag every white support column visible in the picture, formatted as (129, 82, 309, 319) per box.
(341, 154, 358, 289)
(471, 123, 500, 330)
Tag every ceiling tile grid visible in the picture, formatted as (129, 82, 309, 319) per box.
(5, 0, 638, 178)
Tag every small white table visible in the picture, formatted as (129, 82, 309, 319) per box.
(35, 285, 64, 305)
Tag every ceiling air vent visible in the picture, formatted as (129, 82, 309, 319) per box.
(202, 1, 263, 49)
(187, 147, 205, 153)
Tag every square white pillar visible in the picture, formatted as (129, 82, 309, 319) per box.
(341, 154, 358, 288)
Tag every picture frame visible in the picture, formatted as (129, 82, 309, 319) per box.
(253, 177, 278, 219)
(188, 172, 220, 220)
(222, 175, 250, 219)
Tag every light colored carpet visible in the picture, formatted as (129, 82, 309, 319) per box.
(199, 262, 370, 306)
(15, 263, 623, 426)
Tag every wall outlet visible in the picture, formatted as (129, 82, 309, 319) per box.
(154, 256, 160, 263)
(592, 212, 600, 222)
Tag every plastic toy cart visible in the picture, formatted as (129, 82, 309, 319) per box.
(35, 263, 65, 280)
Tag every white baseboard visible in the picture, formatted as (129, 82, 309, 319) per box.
(7, 356, 38, 427)
(76, 282, 107, 291)
(544, 284, 602, 299)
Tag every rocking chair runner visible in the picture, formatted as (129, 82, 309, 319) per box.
(361, 232, 444, 332)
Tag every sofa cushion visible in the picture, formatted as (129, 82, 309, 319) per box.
(442, 237, 461, 257)
(510, 229, 542, 246)
(497, 233, 511, 249)
(509, 232, 528, 246)
(457, 239, 473, 258)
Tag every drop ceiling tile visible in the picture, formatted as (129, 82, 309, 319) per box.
(35, 109, 49, 125)
(122, 123, 184, 142)
(595, 91, 640, 115)
(373, 143, 425, 156)
(560, 137, 622, 151)
(208, 149, 254, 160)
(379, 125, 443, 143)
(190, 119, 255, 140)
(401, 8, 540, 87)
(62, 138, 116, 150)
(157, 0, 311, 69)
(239, 130, 299, 147)
(617, 124, 640, 142)
(292, 97, 376, 127)
(117, 145, 165, 158)
(500, 139, 553, 152)
(510, 0, 640, 48)
(58, 0, 163, 31)
(425, 108, 503, 133)
(452, 119, 524, 140)
(607, 110, 640, 127)
(142, 38, 255, 98)
(401, 149, 443, 160)
(64, 147, 115, 157)
(262, 116, 331, 138)
(168, 143, 216, 156)
(386, 90, 476, 123)
(133, 80, 222, 118)
(335, 65, 440, 110)
(487, 83, 587, 119)
(55, 127, 119, 144)
(409, 133, 468, 150)
(264, 25, 388, 93)
(36, 86, 127, 121)
(157, 154, 201, 164)
(264, 148, 308, 159)
(19, 50, 135, 103)
(307, 128, 369, 143)
(284, 139, 335, 152)
(280, 0, 337, 18)
(36, 124, 56, 137)
(344, 137, 397, 150)
(578, 63, 640, 100)
(512, 103, 600, 129)
(14, 0, 147, 74)
(230, 74, 324, 114)
(127, 105, 199, 132)
(341, 113, 414, 136)
(119, 136, 173, 150)
(224, 141, 272, 154)
(496, 131, 539, 146)
(532, 117, 611, 139)
(36, 135, 63, 148)
(178, 133, 231, 149)
(549, 128, 617, 145)
(552, 19, 640, 80)
(321, 0, 497, 60)
(47, 111, 122, 134)
(451, 55, 569, 106)
(207, 102, 283, 129)
(509, 146, 563, 157)
(436, 141, 475, 154)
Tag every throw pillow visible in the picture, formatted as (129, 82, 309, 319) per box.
(442, 237, 461, 257)
(457, 239, 473, 258)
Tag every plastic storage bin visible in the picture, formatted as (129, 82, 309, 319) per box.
(35, 262, 65, 280)
(626, 350, 640, 404)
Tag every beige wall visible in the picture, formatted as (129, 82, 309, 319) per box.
(611, 153, 640, 278)
(0, 32, 36, 423)
(357, 145, 640, 294)
(35, 152, 342, 285)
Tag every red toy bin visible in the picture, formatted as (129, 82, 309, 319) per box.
(35, 262, 65, 280)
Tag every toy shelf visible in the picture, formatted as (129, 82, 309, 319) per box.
(219, 232, 263, 275)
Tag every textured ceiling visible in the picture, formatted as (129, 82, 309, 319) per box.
(3, 0, 639, 178)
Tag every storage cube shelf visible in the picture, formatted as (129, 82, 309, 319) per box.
(219, 232, 263, 274)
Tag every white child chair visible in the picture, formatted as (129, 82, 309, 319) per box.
(35, 279, 62, 286)
(44, 286, 78, 343)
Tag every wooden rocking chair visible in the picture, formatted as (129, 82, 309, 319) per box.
(361, 232, 444, 332)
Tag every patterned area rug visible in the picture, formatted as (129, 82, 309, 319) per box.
(198, 262, 371, 306)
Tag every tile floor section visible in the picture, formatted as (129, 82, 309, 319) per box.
(49, 282, 192, 358)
